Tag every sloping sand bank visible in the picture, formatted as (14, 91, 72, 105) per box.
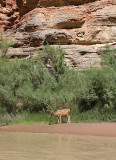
(0, 123, 116, 137)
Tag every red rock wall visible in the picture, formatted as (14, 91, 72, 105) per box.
(16, 0, 98, 16)
(0, 0, 116, 69)
(0, 0, 19, 30)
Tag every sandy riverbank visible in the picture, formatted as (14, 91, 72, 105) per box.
(0, 123, 116, 137)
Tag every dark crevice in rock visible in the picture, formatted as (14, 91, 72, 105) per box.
(55, 19, 85, 29)
(24, 26, 38, 32)
(108, 17, 116, 23)
(1, 0, 6, 7)
(45, 33, 72, 45)
(29, 38, 44, 47)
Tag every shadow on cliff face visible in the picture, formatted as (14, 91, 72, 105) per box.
(16, 0, 97, 16)
(16, 0, 39, 16)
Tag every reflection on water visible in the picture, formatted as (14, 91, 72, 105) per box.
(0, 132, 116, 160)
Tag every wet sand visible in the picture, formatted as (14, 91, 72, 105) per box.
(0, 123, 116, 137)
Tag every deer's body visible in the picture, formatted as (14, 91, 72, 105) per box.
(50, 109, 70, 124)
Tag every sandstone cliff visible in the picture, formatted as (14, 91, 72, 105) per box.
(0, 0, 116, 69)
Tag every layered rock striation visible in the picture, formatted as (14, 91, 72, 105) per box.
(0, 0, 19, 30)
(0, 0, 116, 69)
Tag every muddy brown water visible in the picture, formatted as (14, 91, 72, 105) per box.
(0, 132, 116, 160)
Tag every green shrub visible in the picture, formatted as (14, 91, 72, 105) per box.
(0, 44, 116, 119)
(36, 44, 67, 81)
(0, 30, 13, 57)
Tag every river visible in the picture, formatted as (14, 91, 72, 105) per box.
(0, 132, 116, 160)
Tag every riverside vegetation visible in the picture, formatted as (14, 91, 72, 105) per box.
(0, 43, 116, 125)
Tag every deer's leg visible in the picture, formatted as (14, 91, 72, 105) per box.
(58, 116, 60, 124)
(67, 114, 70, 123)
(49, 114, 53, 125)
(60, 115, 61, 124)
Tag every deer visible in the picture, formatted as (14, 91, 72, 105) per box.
(48, 108, 71, 125)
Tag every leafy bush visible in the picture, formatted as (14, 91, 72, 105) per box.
(0, 30, 13, 57)
(0, 44, 116, 118)
(36, 44, 67, 81)
(0, 58, 57, 113)
(100, 46, 116, 70)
